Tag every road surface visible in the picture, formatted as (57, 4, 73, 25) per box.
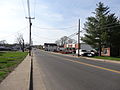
(33, 49, 120, 90)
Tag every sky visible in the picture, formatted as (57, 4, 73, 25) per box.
(0, 0, 120, 45)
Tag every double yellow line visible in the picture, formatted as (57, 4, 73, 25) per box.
(50, 54, 120, 74)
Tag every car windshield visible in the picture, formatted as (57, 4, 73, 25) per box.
(82, 50, 86, 52)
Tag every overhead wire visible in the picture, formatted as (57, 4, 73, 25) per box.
(68, 32, 77, 38)
(27, 0, 31, 17)
(103, 23, 120, 27)
(33, 33, 58, 40)
(101, 24, 120, 29)
(82, 23, 120, 34)
(25, 0, 78, 44)
(93, 24, 120, 30)
(0, 27, 27, 40)
(33, 25, 77, 30)
(21, 0, 27, 17)
(34, 0, 36, 18)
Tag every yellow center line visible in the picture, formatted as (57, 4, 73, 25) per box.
(50, 53, 120, 74)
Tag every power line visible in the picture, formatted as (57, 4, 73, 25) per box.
(33, 0, 36, 18)
(33, 26, 77, 32)
(82, 23, 120, 34)
(33, 31, 78, 44)
(102, 24, 120, 29)
(33, 33, 58, 40)
(103, 23, 120, 27)
(95, 24, 120, 30)
(21, 0, 27, 17)
(27, 0, 31, 17)
(0, 27, 27, 40)
(32, 25, 77, 30)
(68, 32, 77, 38)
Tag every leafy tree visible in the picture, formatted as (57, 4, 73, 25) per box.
(82, 2, 120, 56)
(103, 14, 120, 47)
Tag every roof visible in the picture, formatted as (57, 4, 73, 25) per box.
(44, 43, 57, 46)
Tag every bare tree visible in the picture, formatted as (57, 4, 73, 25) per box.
(68, 38, 77, 44)
(0, 40, 7, 46)
(16, 33, 24, 52)
(55, 36, 77, 46)
(55, 39, 61, 46)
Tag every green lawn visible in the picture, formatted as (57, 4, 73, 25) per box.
(0, 51, 28, 82)
(93, 56, 120, 61)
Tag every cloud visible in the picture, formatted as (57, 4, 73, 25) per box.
(35, 2, 64, 23)
(0, 0, 119, 45)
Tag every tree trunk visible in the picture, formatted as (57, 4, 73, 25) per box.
(22, 41, 24, 52)
(99, 43, 101, 56)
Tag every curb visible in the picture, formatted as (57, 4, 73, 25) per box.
(29, 54, 33, 90)
(42, 50, 120, 64)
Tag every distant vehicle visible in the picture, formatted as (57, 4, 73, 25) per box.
(76, 49, 88, 56)
(76, 49, 98, 56)
(86, 50, 98, 57)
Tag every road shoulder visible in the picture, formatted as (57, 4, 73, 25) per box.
(33, 53, 46, 90)
(41, 50, 120, 64)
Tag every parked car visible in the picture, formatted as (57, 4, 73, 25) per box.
(86, 50, 98, 57)
(76, 49, 88, 56)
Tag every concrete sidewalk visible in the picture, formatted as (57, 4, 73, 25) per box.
(0, 55, 31, 90)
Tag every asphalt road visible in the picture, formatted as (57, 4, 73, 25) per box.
(33, 49, 120, 90)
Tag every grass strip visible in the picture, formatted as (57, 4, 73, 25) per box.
(0, 51, 28, 82)
(93, 56, 120, 61)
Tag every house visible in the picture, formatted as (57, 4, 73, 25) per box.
(44, 43, 57, 51)
(101, 47, 120, 57)
(63, 43, 94, 54)
(64, 43, 93, 50)
(80, 43, 93, 50)
(101, 48, 110, 56)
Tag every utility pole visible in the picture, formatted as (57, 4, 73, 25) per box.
(78, 19, 80, 57)
(22, 38, 24, 52)
(26, 0, 35, 56)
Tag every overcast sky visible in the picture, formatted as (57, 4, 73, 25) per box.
(0, 0, 120, 45)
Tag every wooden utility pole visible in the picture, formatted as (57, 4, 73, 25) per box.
(22, 38, 24, 52)
(78, 19, 80, 57)
(26, 0, 35, 56)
